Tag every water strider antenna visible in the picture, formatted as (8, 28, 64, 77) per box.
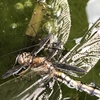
(0, 44, 39, 59)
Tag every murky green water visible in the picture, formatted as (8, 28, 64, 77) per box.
(0, 0, 35, 83)
(0, 0, 100, 100)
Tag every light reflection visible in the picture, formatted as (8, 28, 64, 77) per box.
(86, 0, 100, 27)
(14, 3, 24, 11)
(24, 0, 32, 8)
(10, 23, 18, 29)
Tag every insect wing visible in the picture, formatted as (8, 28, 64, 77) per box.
(50, 0, 71, 45)
(27, 0, 71, 57)
(0, 74, 63, 100)
(60, 19, 100, 77)
(31, 0, 71, 58)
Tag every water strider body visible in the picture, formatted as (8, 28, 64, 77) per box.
(1, 51, 100, 98)
(2, 19, 100, 99)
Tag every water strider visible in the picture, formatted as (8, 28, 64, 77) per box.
(1, 0, 100, 100)
(1, 18, 100, 99)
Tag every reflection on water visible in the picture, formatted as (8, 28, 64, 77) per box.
(86, 0, 100, 25)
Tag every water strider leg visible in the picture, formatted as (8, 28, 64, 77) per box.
(46, 41, 63, 61)
(53, 63, 86, 73)
(31, 33, 52, 56)
(31, 33, 63, 61)
(1, 64, 28, 79)
(30, 22, 64, 59)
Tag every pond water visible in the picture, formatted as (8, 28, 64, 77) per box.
(0, 0, 100, 100)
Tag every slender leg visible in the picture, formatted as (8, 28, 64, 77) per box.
(31, 34, 52, 56)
